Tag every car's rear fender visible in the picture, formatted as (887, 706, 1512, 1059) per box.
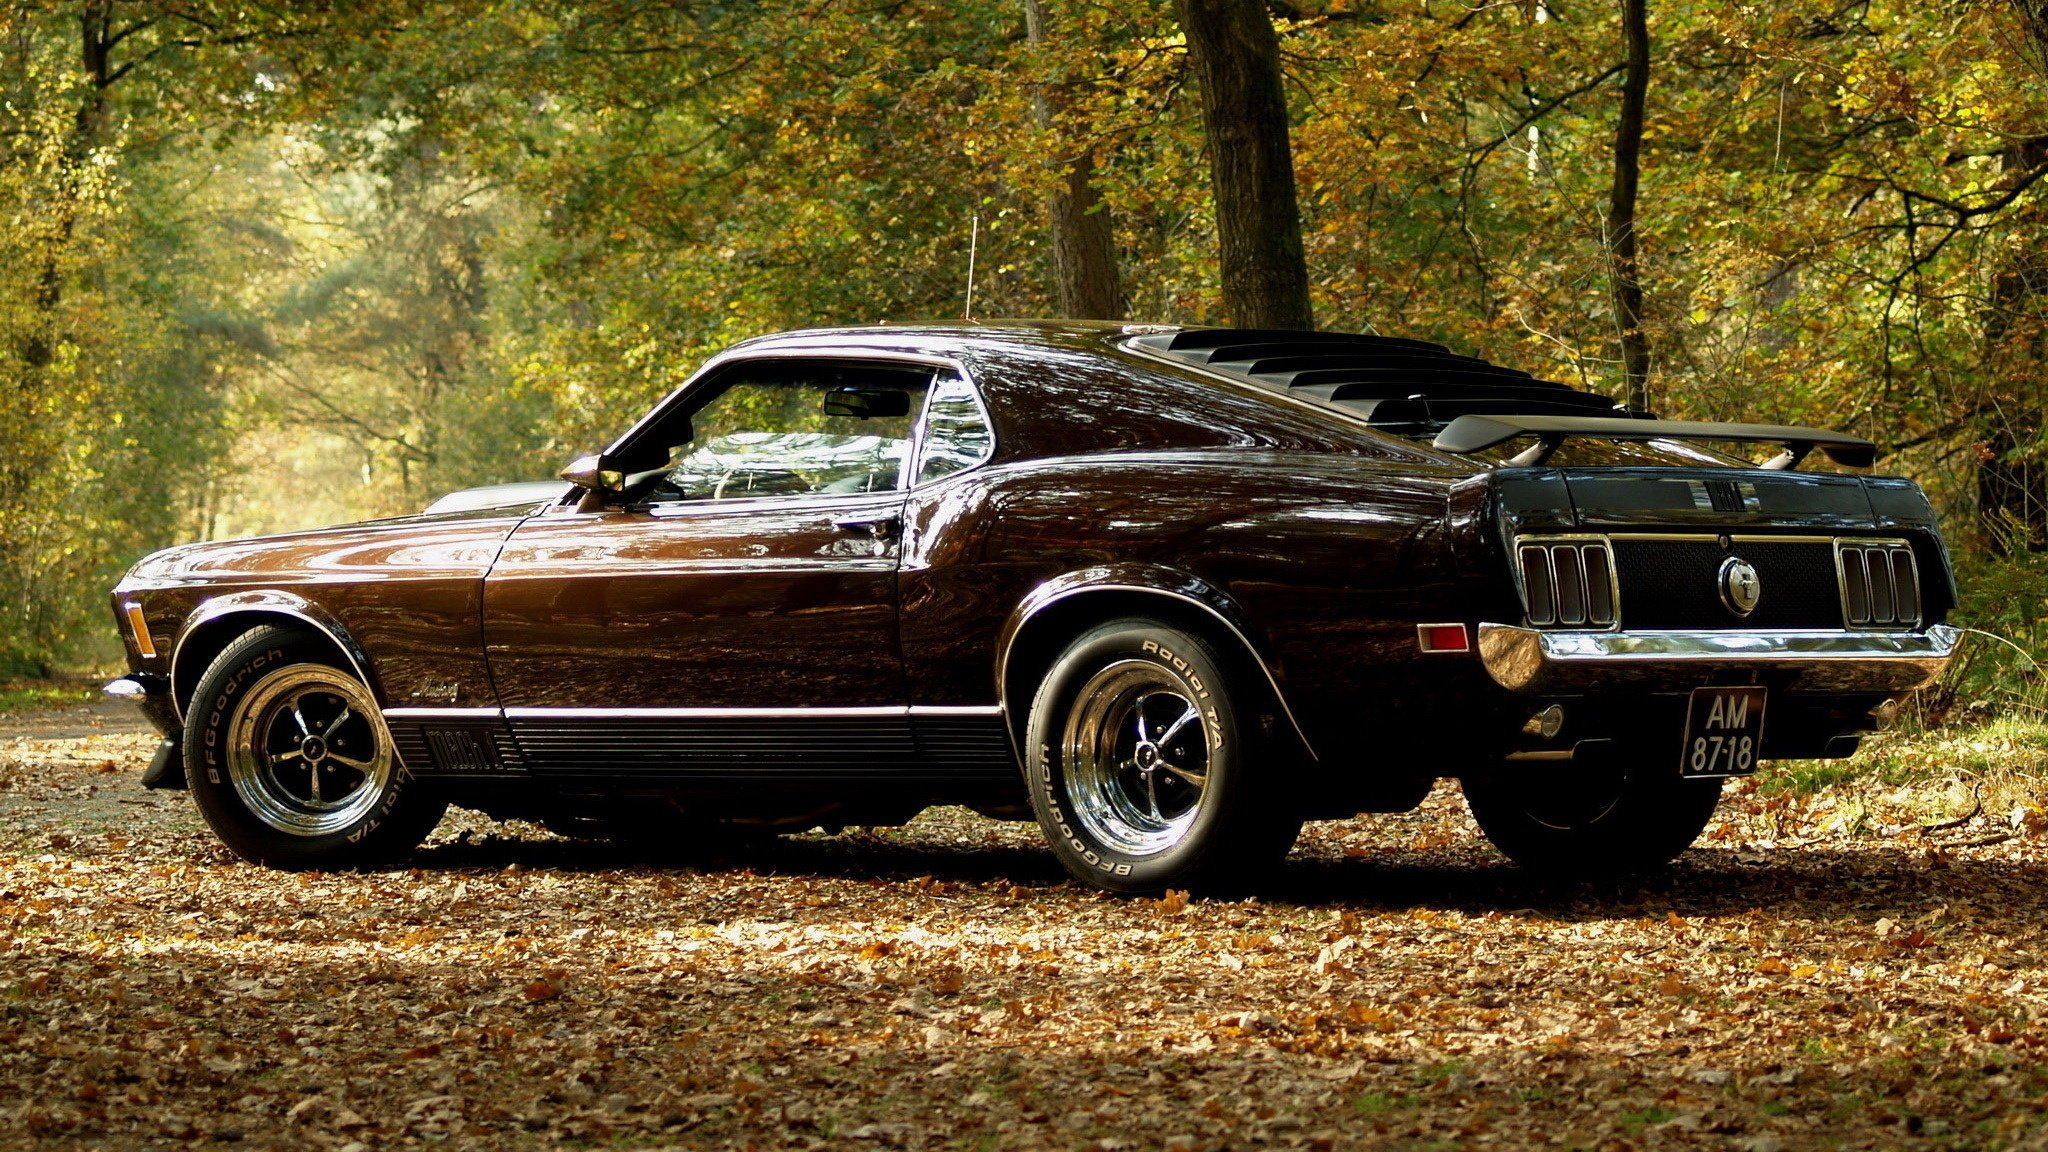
(168, 591, 382, 723)
(994, 563, 1317, 763)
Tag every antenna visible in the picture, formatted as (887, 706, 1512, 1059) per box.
(963, 212, 979, 322)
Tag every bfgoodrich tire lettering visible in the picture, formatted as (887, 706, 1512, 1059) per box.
(183, 625, 446, 869)
(1024, 618, 1301, 894)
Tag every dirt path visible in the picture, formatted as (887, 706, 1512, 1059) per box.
(0, 690, 153, 740)
(3, 702, 2046, 1150)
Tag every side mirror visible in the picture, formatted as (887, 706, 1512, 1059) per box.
(824, 386, 912, 419)
(558, 453, 625, 495)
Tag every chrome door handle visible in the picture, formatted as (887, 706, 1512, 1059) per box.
(832, 513, 901, 541)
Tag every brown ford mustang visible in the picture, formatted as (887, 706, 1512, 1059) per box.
(106, 322, 1959, 891)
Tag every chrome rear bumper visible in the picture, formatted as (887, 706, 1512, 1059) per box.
(1477, 622, 1961, 694)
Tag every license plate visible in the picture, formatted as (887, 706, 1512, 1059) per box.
(1680, 687, 1766, 778)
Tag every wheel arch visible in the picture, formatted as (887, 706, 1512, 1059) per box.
(994, 567, 1316, 763)
(169, 592, 382, 722)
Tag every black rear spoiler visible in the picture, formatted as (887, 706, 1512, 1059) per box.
(1430, 414, 1877, 470)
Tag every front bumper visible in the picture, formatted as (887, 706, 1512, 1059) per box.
(1477, 622, 1961, 694)
(103, 673, 178, 738)
(105, 675, 185, 790)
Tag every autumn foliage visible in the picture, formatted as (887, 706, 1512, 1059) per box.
(0, 2, 2043, 683)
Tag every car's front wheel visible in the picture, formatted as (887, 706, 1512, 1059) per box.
(1461, 755, 1721, 876)
(1024, 618, 1301, 894)
(184, 625, 446, 869)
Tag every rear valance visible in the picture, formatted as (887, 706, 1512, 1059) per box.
(1431, 414, 1876, 470)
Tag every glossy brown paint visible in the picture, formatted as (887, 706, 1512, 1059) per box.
(481, 489, 906, 707)
(896, 335, 1500, 758)
(899, 450, 1478, 709)
(114, 323, 1515, 766)
(109, 321, 1956, 813)
(112, 506, 528, 711)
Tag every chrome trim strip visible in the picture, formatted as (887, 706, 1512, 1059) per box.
(639, 490, 907, 520)
(996, 583, 1317, 761)
(492, 704, 1005, 720)
(1602, 532, 1856, 544)
(382, 707, 505, 720)
(1477, 622, 1960, 693)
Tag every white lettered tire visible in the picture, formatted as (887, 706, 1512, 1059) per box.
(184, 625, 446, 869)
(1024, 618, 1300, 894)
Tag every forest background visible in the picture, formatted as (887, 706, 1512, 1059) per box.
(0, 0, 2043, 722)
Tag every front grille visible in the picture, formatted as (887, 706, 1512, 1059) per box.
(1838, 540, 1921, 628)
(1610, 538, 1842, 630)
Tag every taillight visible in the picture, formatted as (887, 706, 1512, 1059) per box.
(1837, 541, 1921, 628)
(1416, 623, 1471, 653)
(1517, 538, 1618, 628)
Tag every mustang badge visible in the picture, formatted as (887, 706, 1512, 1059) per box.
(1719, 556, 1762, 617)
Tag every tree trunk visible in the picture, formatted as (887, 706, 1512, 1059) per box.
(1976, 4, 2048, 552)
(1022, 0, 1124, 320)
(1606, 0, 1651, 412)
(1976, 144, 2048, 553)
(1173, 0, 1313, 331)
(22, 1, 117, 370)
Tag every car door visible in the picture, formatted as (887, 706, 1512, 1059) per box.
(479, 356, 933, 774)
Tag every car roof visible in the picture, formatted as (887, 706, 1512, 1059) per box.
(722, 319, 1139, 357)
(724, 321, 1628, 438)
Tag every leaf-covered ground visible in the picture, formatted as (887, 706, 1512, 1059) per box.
(4, 697, 2048, 1150)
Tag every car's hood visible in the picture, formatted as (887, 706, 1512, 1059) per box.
(117, 503, 534, 591)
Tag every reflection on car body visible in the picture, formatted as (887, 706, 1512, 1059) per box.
(107, 321, 1959, 892)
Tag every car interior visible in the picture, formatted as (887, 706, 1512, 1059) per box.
(622, 361, 932, 504)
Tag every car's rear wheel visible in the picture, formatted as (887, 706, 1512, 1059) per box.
(184, 625, 446, 869)
(1461, 756, 1721, 876)
(1023, 618, 1301, 894)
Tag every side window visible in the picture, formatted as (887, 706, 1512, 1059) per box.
(638, 362, 932, 504)
(915, 375, 995, 485)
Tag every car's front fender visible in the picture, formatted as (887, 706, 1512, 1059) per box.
(169, 590, 382, 720)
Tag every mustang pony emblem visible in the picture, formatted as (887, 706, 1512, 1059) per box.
(1719, 556, 1763, 617)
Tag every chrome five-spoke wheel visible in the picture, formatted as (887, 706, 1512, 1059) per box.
(186, 625, 446, 868)
(1062, 660, 1212, 856)
(227, 664, 393, 837)
(1025, 619, 1303, 894)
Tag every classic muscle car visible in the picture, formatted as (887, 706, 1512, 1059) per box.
(106, 322, 1960, 891)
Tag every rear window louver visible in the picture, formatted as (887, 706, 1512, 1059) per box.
(1129, 328, 1630, 435)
